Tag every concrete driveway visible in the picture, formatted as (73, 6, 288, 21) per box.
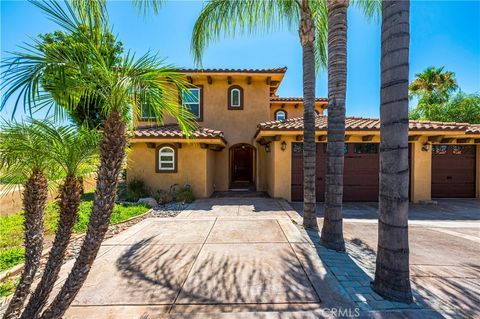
(291, 199, 480, 318)
(59, 198, 446, 318)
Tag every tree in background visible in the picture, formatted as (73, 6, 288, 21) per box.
(409, 66, 457, 104)
(1, 1, 195, 317)
(39, 28, 124, 129)
(409, 66, 480, 124)
(0, 121, 56, 319)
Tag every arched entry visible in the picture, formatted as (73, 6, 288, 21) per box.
(230, 143, 255, 187)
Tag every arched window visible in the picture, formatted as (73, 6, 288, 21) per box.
(228, 85, 244, 109)
(157, 145, 177, 172)
(275, 110, 287, 121)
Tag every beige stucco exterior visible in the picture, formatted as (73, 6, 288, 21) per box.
(127, 69, 480, 202)
(127, 142, 216, 198)
(270, 101, 327, 120)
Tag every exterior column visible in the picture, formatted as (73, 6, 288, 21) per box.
(410, 136, 432, 203)
(272, 137, 294, 201)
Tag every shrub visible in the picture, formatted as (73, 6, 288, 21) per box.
(0, 247, 25, 272)
(0, 277, 18, 297)
(118, 178, 150, 202)
(174, 186, 195, 203)
(155, 189, 174, 204)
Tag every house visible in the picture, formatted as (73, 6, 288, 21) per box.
(127, 67, 480, 202)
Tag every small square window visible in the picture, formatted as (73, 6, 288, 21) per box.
(354, 143, 378, 154)
(433, 145, 447, 155)
(141, 102, 155, 119)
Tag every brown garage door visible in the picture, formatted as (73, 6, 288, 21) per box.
(291, 143, 325, 201)
(291, 143, 379, 202)
(344, 143, 379, 201)
(432, 145, 476, 198)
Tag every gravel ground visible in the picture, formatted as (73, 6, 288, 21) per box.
(151, 202, 189, 218)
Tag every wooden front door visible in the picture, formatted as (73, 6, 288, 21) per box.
(232, 145, 253, 182)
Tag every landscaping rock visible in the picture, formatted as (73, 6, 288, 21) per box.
(137, 197, 158, 208)
(152, 202, 189, 218)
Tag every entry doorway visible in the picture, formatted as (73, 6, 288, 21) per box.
(230, 144, 255, 188)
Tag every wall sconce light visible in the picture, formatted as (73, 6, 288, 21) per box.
(265, 144, 270, 152)
(280, 141, 287, 151)
(421, 142, 431, 152)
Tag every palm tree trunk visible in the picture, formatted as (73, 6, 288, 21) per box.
(21, 175, 82, 319)
(372, 0, 413, 303)
(3, 171, 48, 319)
(321, 0, 348, 252)
(299, 0, 318, 230)
(40, 112, 127, 319)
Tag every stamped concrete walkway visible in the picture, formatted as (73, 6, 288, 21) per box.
(61, 198, 439, 318)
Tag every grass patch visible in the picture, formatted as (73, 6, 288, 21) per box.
(0, 191, 149, 273)
(0, 277, 18, 297)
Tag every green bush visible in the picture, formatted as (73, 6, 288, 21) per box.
(174, 187, 195, 203)
(0, 247, 25, 272)
(118, 179, 150, 202)
(0, 277, 18, 297)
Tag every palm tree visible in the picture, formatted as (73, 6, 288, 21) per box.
(321, 0, 380, 251)
(191, 0, 328, 230)
(321, 0, 349, 251)
(21, 123, 99, 319)
(0, 121, 56, 319)
(1, 1, 195, 318)
(372, 0, 413, 303)
(409, 66, 458, 103)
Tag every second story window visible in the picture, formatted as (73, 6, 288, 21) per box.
(275, 110, 286, 121)
(182, 86, 203, 121)
(228, 85, 244, 110)
(140, 102, 155, 119)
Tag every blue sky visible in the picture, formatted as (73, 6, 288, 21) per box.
(1, 0, 479, 120)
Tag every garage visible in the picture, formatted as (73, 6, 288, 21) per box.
(291, 143, 379, 202)
(291, 143, 325, 202)
(344, 143, 379, 201)
(432, 145, 476, 198)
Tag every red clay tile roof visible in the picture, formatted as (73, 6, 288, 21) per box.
(270, 97, 328, 102)
(175, 67, 287, 74)
(257, 116, 475, 132)
(133, 124, 226, 142)
(466, 125, 480, 134)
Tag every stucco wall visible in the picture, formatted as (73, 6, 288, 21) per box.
(270, 103, 325, 120)
(127, 143, 210, 198)
(410, 137, 432, 203)
(206, 149, 216, 196)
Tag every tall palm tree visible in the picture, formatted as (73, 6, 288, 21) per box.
(21, 123, 99, 319)
(1, 1, 195, 318)
(191, 0, 328, 230)
(321, 0, 380, 251)
(321, 0, 349, 251)
(372, 0, 413, 303)
(0, 121, 56, 319)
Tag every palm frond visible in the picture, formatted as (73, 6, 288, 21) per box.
(191, 0, 300, 66)
(132, 0, 164, 16)
(352, 0, 381, 22)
